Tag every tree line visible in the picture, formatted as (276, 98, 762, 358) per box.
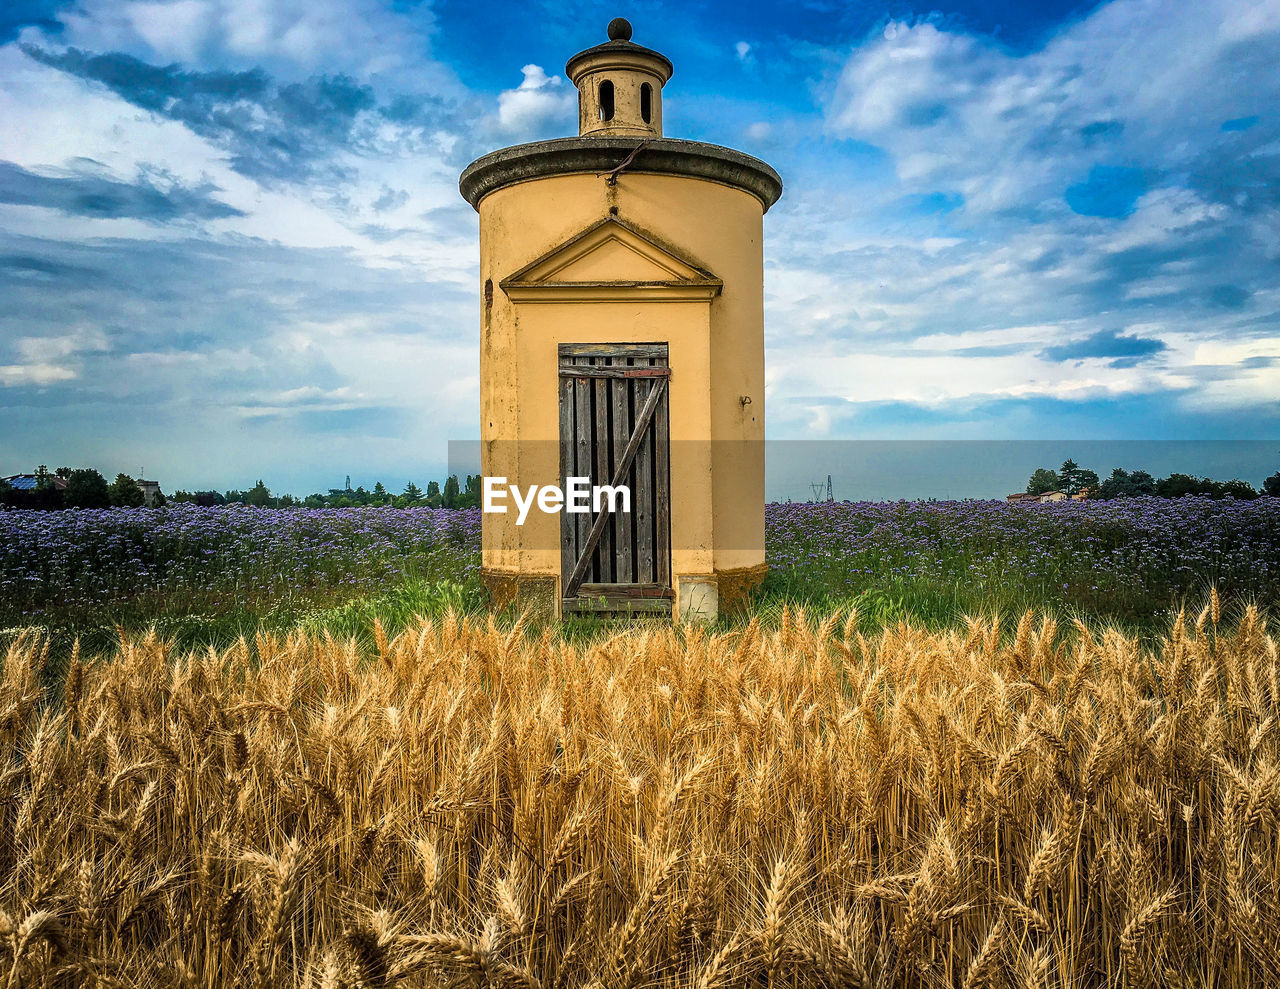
(11, 460, 1278, 512)
(1027, 459, 1280, 499)
(0, 466, 155, 510)
(2, 466, 487, 512)
(171, 475, 483, 509)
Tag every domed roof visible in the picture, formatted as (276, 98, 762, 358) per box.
(565, 18, 674, 84)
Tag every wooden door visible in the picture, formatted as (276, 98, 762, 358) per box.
(559, 343, 672, 613)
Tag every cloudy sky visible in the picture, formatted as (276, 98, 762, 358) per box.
(1, 0, 1277, 495)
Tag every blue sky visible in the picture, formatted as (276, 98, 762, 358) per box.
(0, 0, 1277, 494)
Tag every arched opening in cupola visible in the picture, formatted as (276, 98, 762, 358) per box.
(599, 80, 615, 121)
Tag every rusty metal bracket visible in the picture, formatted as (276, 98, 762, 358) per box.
(603, 141, 650, 185)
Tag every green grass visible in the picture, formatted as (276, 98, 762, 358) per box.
(739, 570, 1194, 642)
(5, 577, 489, 663)
(300, 578, 487, 641)
(6, 569, 1218, 672)
(8, 499, 1274, 663)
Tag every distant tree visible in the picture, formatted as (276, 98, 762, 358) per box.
(1099, 468, 1161, 499)
(403, 481, 423, 503)
(1057, 459, 1079, 492)
(1155, 473, 1212, 499)
(1057, 459, 1097, 496)
(245, 480, 272, 507)
(63, 468, 111, 508)
(1026, 468, 1061, 495)
(1129, 470, 1156, 495)
(372, 481, 388, 504)
(278, 493, 297, 507)
(425, 480, 441, 508)
(1219, 479, 1258, 500)
(354, 485, 370, 505)
(1264, 470, 1280, 497)
(108, 473, 145, 508)
(462, 474, 481, 508)
(443, 474, 460, 508)
(26, 465, 64, 509)
(224, 490, 246, 504)
(304, 494, 326, 509)
(54, 466, 73, 479)
(1098, 468, 1133, 500)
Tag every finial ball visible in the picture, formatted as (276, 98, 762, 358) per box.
(607, 17, 632, 41)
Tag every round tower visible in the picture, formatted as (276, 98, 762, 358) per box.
(460, 18, 782, 622)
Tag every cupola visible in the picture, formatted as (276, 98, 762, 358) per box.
(565, 17, 672, 138)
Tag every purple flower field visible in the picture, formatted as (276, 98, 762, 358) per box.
(0, 504, 481, 620)
(1, 496, 1277, 623)
(767, 496, 1280, 614)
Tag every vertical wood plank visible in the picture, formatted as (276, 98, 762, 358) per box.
(653, 356, 671, 588)
(574, 356, 594, 584)
(559, 370, 576, 585)
(593, 360, 613, 582)
(634, 366, 655, 584)
(611, 369, 633, 584)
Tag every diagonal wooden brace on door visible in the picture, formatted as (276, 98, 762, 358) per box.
(564, 376, 668, 597)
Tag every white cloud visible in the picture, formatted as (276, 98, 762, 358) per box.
(496, 64, 573, 138)
(0, 46, 231, 198)
(0, 42, 475, 261)
(0, 3, 481, 485)
(0, 327, 109, 387)
(15, 327, 109, 362)
(47, 0, 439, 79)
(825, 0, 1280, 212)
(755, 0, 1280, 437)
(0, 363, 78, 386)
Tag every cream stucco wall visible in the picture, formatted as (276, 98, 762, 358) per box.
(477, 170, 766, 612)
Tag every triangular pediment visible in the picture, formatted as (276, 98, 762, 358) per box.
(500, 218, 722, 303)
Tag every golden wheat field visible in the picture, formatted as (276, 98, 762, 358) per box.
(1, 600, 1278, 988)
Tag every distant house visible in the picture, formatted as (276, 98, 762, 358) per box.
(1007, 490, 1079, 504)
(2, 473, 67, 492)
(137, 479, 162, 506)
(1071, 491, 1089, 501)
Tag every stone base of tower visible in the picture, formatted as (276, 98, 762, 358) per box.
(482, 564, 767, 624)
(674, 564, 768, 623)
(673, 575, 717, 622)
(481, 568, 559, 621)
(714, 562, 768, 616)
